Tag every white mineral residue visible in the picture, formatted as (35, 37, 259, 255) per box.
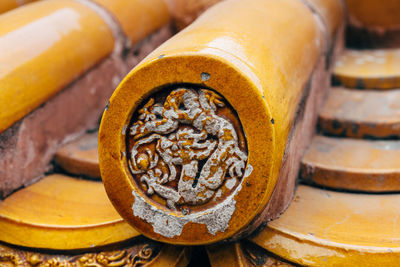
(132, 183, 242, 238)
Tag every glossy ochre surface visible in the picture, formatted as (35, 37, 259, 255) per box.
(0, 175, 139, 250)
(91, 0, 170, 44)
(302, 135, 400, 192)
(333, 49, 400, 89)
(319, 87, 400, 138)
(99, 0, 323, 244)
(0, 0, 19, 13)
(0, 0, 114, 133)
(0, 0, 37, 14)
(251, 185, 400, 266)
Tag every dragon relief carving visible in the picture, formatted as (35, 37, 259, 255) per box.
(128, 88, 248, 210)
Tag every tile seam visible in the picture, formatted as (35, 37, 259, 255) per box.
(73, 0, 126, 56)
(299, 0, 330, 56)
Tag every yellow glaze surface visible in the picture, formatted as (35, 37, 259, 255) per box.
(91, 0, 170, 44)
(0, 174, 139, 250)
(251, 185, 400, 266)
(302, 135, 400, 192)
(0, 0, 36, 14)
(345, 0, 400, 29)
(333, 49, 400, 89)
(100, 0, 323, 244)
(0, 0, 114, 133)
(319, 87, 400, 138)
(0, 0, 18, 13)
(304, 0, 344, 41)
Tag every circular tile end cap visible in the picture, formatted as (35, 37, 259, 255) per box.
(99, 54, 275, 245)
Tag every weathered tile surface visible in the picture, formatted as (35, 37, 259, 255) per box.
(319, 87, 400, 138)
(0, 174, 139, 250)
(302, 135, 400, 192)
(0, 3, 172, 198)
(333, 49, 400, 89)
(252, 185, 400, 266)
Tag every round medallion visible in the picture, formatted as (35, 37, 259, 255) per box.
(127, 86, 247, 215)
(99, 55, 275, 245)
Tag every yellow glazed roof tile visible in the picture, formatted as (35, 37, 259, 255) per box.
(304, 0, 344, 41)
(333, 49, 400, 89)
(251, 185, 400, 266)
(90, 0, 170, 45)
(55, 131, 100, 179)
(0, 0, 37, 14)
(302, 135, 400, 192)
(0, 0, 19, 13)
(0, 174, 139, 250)
(318, 87, 400, 138)
(99, 0, 324, 245)
(0, 0, 114, 133)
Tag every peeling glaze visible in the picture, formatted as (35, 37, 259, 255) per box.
(132, 183, 242, 237)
